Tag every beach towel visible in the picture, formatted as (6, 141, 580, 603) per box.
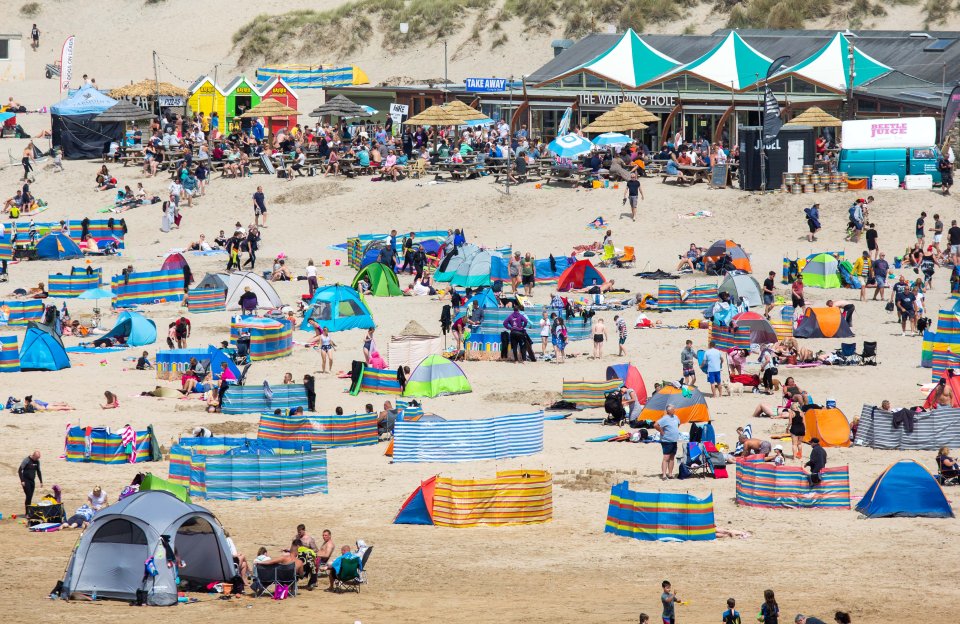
(66, 345, 127, 354)
(118, 424, 137, 463)
(735, 423, 752, 455)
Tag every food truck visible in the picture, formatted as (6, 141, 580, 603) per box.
(838, 117, 941, 183)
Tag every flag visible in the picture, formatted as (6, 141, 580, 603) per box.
(941, 85, 960, 145)
(762, 56, 790, 143)
(59, 36, 75, 94)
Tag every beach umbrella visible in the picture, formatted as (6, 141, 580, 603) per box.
(308, 94, 369, 118)
(583, 109, 649, 133)
(441, 99, 486, 121)
(240, 99, 301, 118)
(403, 105, 468, 127)
(109, 80, 187, 99)
(783, 106, 842, 128)
(92, 100, 155, 123)
(76, 286, 113, 307)
(592, 132, 632, 148)
(547, 134, 594, 158)
(612, 101, 660, 123)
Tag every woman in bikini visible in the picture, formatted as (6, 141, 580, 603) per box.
(319, 327, 336, 374)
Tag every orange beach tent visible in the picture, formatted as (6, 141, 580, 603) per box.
(803, 408, 851, 447)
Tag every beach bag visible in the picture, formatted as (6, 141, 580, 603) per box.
(272, 584, 290, 600)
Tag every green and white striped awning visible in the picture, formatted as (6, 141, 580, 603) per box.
(649, 31, 773, 91)
(772, 32, 893, 92)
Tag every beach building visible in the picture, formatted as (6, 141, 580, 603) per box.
(0, 34, 25, 82)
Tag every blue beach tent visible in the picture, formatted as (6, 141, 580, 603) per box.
(856, 460, 954, 518)
(19, 322, 71, 371)
(36, 233, 84, 260)
(102, 310, 157, 347)
(300, 284, 374, 332)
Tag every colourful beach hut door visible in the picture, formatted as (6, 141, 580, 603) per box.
(226, 76, 261, 133)
(188, 76, 226, 131)
(259, 77, 299, 134)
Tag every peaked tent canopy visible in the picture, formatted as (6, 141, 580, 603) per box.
(606, 363, 648, 405)
(195, 271, 282, 310)
(352, 262, 401, 296)
(856, 460, 953, 518)
(803, 407, 852, 447)
(535, 29, 679, 89)
(557, 259, 606, 292)
(60, 491, 234, 605)
(773, 32, 892, 93)
(402, 105, 468, 127)
(795, 307, 854, 339)
(801, 253, 841, 288)
(719, 273, 763, 308)
(434, 244, 481, 282)
(51, 85, 123, 159)
(704, 239, 752, 273)
(783, 106, 843, 128)
(732, 311, 778, 345)
(646, 31, 772, 91)
(309, 94, 369, 118)
(403, 354, 472, 397)
(36, 233, 84, 260)
(19, 323, 70, 371)
(103, 310, 157, 346)
(394, 476, 437, 525)
(639, 383, 709, 424)
(300, 284, 375, 332)
(387, 321, 443, 370)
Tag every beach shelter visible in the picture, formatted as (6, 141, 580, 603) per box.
(461, 288, 500, 312)
(803, 407, 852, 447)
(535, 29, 679, 89)
(387, 320, 443, 369)
(434, 244, 481, 282)
(857, 460, 954, 518)
(50, 85, 122, 159)
(772, 32, 892, 93)
(35, 233, 84, 260)
(794, 307, 854, 339)
(195, 271, 281, 310)
(557, 259, 606, 292)
(704, 240, 752, 273)
(352, 262, 401, 296)
(102, 310, 156, 347)
(448, 249, 505, 287)
(19, 322, 70, 371)
(925, 370, 960, 409)
(639, 383, 708, 424)
(732, 311, 778, 345)
(188, 76, 227, 131)
(644, 30, 771, 91)
(59, 491, 235, 605)
(801, 253, 841, 288)
(606, 483, 716, 541)
(719, 273, 763, 308)
(394, 476, 437, 525)
(606, 363, 648, 405)
(257, 76, 299, 135)
(300, 284, 374, 332)
(403, 354, 472, 397)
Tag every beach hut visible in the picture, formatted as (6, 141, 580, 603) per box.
(59, 491, 235, 605)
(639, 383, 709, 424)
(101, 310, 157, 347)
(257, 76, 299, 135)
(19, 323, 70, 371)
(352, 262, 401, 296)
(50, 85, 122, 159)
(187, 76, 227, 132)
(857, 460, 953, 518)
(403, 354, 472, 397)
(387, 320, 443, 369)
(223, 75, 261, 133)
(719, 273, 763, 308)
(300, 285, 374, 332)
(557, 259, 606, 292)
(36, 233, 84, 260)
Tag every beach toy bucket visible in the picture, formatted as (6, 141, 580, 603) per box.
(324, 260, 331, 266)
(222, 583, 233, 595)
(604, 180, 609, 188)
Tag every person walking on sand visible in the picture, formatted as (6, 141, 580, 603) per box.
(591, 316, 607, 359)
(253, 186, 267, 227)
(615, 314, 627, 356)
(681, 340, 697, 386)
(803, 203, 820, 242)
(22, 143, 34, 182)
(318, 327, 336, 373)
(623, 172, 644, 221)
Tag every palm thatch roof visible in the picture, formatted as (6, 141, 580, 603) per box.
(92, 101, 155, 123)
(109, 80, 187, 98)
(441, 99, 487, 121)
(583, 109, 648, 133)
(309, 94, 368, 118)
(240, 99, 301, 118)
(403, 105, 467, 126)
(783, 106, 842, 127)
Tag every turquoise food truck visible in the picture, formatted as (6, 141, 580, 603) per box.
(837, 117, 942, 183)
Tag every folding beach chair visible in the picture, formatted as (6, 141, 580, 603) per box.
(332, 556, 363, 593)
(681, 442, 714, 479)
(617, 246, 636, 268)
(252, 562, 298, 598)
(599, 244, 615, 266)
(858, 341, 877, 366)
(833, 342, 858, 365)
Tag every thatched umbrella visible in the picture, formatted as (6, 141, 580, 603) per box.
(441, 99, 487, 122)
(612, 101, 660, 124)
(309, 94, 369, 119)
(92, 100, 156, 123)
(109, 80, 187, 99)
(241, 99, 301, 118)
(783, 106, 842, 127)
(403, 105, 468, 127)
(583, 109, 648, 134)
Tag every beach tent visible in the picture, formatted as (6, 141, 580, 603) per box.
(803, 407, 852, 447)
(606, 363, 648, 405)
(435, 248, 506, 287)
(194, 271, 280, 310)
(639, 383, 708, 424)
(59, 491, 234, 605)
(19, 322, 70, 371)
(732, 311, 778, 345)
(925, 370, 960, 409)
(719, 273, 763, 308)
(606, 482, 716, 541)
(856, 460, 953, 518)
(102, 310, 157, 347)
(434, 244, 481, 282)
(140, 473, 191, 503)
(403, 354, 472, 397)
(358, 240, 394, 269)
(51, 85, 122, 159)
(394, 476, 437, 525)
(387, 320, 443, 369)
(557, 259, 606, 292)
(704, 240, 752, 273)
(801, 253, 841, 288)
(352, 262, 401, 296)
(161, 252, 193, 290)
(300, 284, 374, 332)
(794, 307, 854, 338)
(454, 288, 500, 322)
(35, 233, 84, 260)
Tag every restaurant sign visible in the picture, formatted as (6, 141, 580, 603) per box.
(578, 93, 676, 108)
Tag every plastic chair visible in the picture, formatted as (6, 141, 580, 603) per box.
(600, 244, 615, 266)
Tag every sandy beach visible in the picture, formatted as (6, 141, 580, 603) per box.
(1, 6, 960, 623)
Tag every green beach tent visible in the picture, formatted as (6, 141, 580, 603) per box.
(352, 262, 401, 296)
(802, 253, 841, 289)
(403, 354, 472, 398)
